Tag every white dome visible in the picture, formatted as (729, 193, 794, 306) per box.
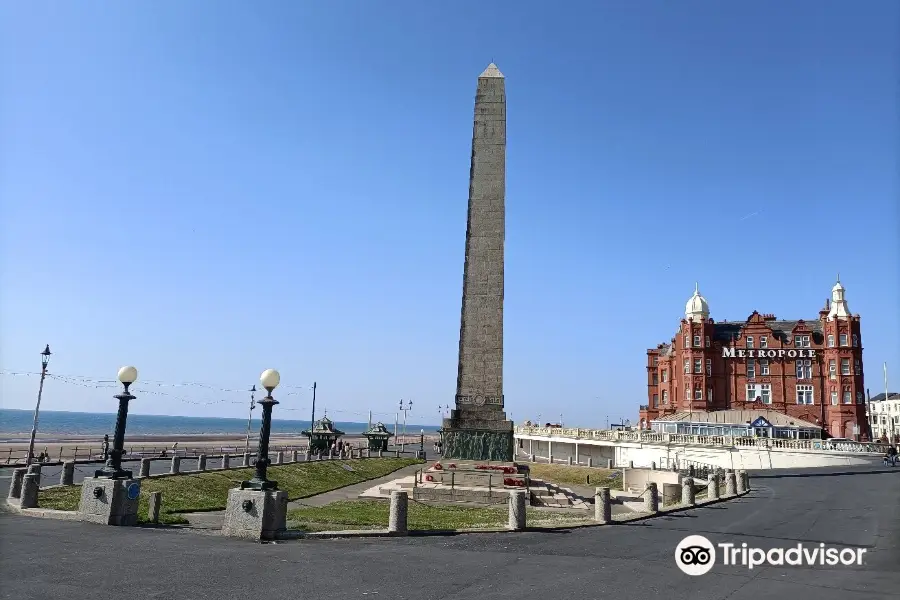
(685, 283, 710, 320)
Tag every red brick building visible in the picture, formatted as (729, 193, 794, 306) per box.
(639, 278, 868, 440)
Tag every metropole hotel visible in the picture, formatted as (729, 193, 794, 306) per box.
(639, 278, 868, 440)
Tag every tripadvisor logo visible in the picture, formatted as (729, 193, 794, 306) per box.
(675, 535, 867, 576)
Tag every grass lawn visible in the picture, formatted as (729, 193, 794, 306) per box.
(287, 499, 594, 532)
(38, 458, 420, 525)
(524, 463, 623, 491)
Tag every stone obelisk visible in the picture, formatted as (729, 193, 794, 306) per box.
(441, 63, 514, 462)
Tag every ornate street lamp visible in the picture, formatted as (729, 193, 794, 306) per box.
(26, 345, 52, 465)
(95, 366, 138, 479)
(241, 369, 280, 491)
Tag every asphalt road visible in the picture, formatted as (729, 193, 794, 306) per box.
(1, 465, 898, 600)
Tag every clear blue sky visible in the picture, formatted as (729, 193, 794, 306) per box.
(2, 1, 898, 428)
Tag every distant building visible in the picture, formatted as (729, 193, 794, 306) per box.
(868, 392, 900, 442)
(640, 278, 867, 440)
(649, 409, 822, 440)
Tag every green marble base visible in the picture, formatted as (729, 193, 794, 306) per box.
(442, 429, 514, 462)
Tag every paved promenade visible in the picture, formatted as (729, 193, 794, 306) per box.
(1, 465, 898, 599)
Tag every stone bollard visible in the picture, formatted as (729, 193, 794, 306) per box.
(508, 490, 527, 531)
(567, 456, 573, 466)
(148, 491, 162, 524)
(628, 461, 634, 468)
(594, 487, 611, 524)
(242, 453, 251, 467)
(378, 450, 383, 458)
(742, 471, 750, 492)
(292, 450, 299, 462)
(26, 464, 41, 487)
(548, 454, 554, 464)
(388, 491, 408, 535)
(725, 471, 737, 496)
(139, 458, 151, 478)
(650, 461, 656, 470)
(221, 454, 230, 469)
(170, 456, 181, 474)
(587, 457, 593, 468)
(365, 449, 371, 458)
(708, 473, 720, 500)
(736, 470, 747, 494)
(276, 451, 284, 465)
(197, 455, 207, 471)
(60, 461, 75, 486)
(681, 477, 696, 506)
(644, 482, 658, 513)
(20, 474, 39, 509)
(395, 449, 401, 458)
(606, 459, 613, 469)
(8, 468, 26, 500)
(530, 454, 535, 462)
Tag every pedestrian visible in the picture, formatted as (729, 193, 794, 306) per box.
(101, 434, 110, 460)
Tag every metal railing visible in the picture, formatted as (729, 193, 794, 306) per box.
(514, 426, 890, 454)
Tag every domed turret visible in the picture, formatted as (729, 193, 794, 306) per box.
(827, 274, 851, 320)
(685, 282, 710, 321)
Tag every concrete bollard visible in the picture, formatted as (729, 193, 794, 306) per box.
(395, 449, 401, 458)
(197, 455, 207, 471)
(725, 471, 737, 496)
(170, 455, 181, 474)
(530, 454, 535, 462)
(708, 473, 720, 500)
(508, 490, 527, 531)
(365, 449, 371, 458)
(26, 464, 41, 488)
(587, 457, 593, 468)
(60, 461, 75, 486)
(139, 458, 151, 478)
(388, 491, 408, 534)
(644, 482, 659, 513)
(305, 451, 312, 462)
(20, 474, 39, 509)
(567, 456, 573, 466)
(681, 477, 696, 506)
(606, 459, 613, 469)
(736, 470, 747, 494)
(8, 468, 26, 500)
(276, 451, 284, 465)
(742, 471, 750, 491)
(242, 453, 250, 467)
(548, 454, 554, 464)
(148, 491, 162, 524)
(594, 487, 612, 524)
(378, 450, 383, 458)
(292, 450, 299, 462)
(650, 461, 656, 470)
(628, 461, 634, 468)
(221, 454, 230, 469)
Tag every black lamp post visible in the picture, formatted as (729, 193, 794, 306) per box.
(420, 428, 425, 451)
(241, 369, 280, 491)
(26, 345, 52, 465)
(95, 366, 138, 479)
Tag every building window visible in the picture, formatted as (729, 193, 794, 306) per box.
(652, 356, 658, 367)
(705, 359, 712, 376)
(760, 359, 770, 376)
(694, 358, 702, 374)
(855, 360, 861, 375)
(662, 390, 668, 404)
(685, 386, 690, 401)
(856, 391, 864, 404)
(747, 360, 756, 379)
(746, 336, 754, 349)
(684, 360, 690, 374)
(827, 334, 834, 347)
(705, 335, 710, 348)
(796, 359, 812, 379)
(693, 335, 701, 347)
(794, 335, 811, 348)
(829, 360, 836, 379)
(843, 391, 851, 404)
(707, 387, 713, 402)
(830, 390, 838, 405)
(683, 334, 689, 348)
(694, 388, 702, 401)
(841, 359, 850, 376)
(852, 334, 859, 347)
(652, 393, 659, 407)
(746, 384, 759, 402)
(759, 336, 768, 348)
(662, 370, 668, 383)
(760, 384, 771, 404)
(797, 385, 814, 405)
(839, 333, 848, 347)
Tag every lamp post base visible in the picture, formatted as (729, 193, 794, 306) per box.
(223, 488, 287, 540)
(78, 477, 141, 526)
(239, 478, 278, 491)
(93, 467, 134, 480)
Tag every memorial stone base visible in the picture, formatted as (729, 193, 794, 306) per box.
(441, 428, 514, 462)
(222, 489, 288, 541)
(78, 477, 141, 526)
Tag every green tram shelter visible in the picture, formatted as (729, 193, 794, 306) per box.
(362, 422, 393, 452)
(302, 416, 345, 454)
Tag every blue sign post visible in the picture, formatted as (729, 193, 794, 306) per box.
(126, 482, 140, 501)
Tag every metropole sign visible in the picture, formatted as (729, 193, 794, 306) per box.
(722, 347, 817, 359)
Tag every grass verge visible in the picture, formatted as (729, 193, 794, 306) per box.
(524, 463, 623, 490)
(287, 499, 594, 532)
(37, 458, 420, 525)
